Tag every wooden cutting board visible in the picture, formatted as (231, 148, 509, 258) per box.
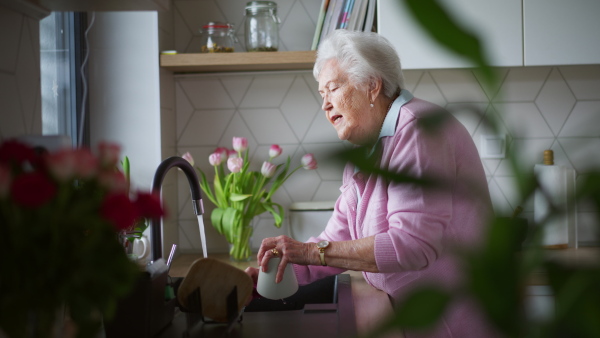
(177, 258, 253, 322)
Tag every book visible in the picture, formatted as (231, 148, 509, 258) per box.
(338, 0, 355, 29)
(348, 0, 367, 31)
(311, 0, 331, 50)
(320, 0, 344, 45)
(363, 0, 376, 32)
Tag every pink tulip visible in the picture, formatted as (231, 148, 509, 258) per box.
(0, 164, 11, 198)
(227, 149, 238, 158)
(45, 149, 77, 181)
(182, 152, 194, 166)
(98, 170, 128, 193)
(261, 161, 276, 178)
(73, 149, 99, 178)
(227, 157, 243, 173)
(301, 153, 318, 170)
(98, 142, 121, 167)
(269, 145, 282, 159)
(215, 147, 229, 159)
(209, 152, 222, 166)
(232, 137, 248, 153)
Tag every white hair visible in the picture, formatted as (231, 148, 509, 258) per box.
(314, 29, 404, 99)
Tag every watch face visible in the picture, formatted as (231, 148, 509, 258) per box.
(317, 240, 329, 249)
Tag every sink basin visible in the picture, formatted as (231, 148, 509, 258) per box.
(160, 273, 356, 337)
(245, 274, 338, 312)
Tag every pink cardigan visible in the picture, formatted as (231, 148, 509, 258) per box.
(293, 97, 498, 337)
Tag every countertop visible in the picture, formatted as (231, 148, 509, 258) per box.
(170, 254, 396, 337)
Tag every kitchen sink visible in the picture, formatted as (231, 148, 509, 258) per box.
(158, 273, 356, 337)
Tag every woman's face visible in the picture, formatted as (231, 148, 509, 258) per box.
(318, 59, 379, 146)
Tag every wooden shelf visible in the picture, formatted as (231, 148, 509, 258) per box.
(160, 51, 317, 73)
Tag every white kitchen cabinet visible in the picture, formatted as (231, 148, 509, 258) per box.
(523, 0, 600, 66)
(377, 0, 523, 69)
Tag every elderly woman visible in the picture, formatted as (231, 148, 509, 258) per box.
(246, 30, 497, 337)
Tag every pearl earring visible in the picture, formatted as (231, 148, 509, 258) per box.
(370, 103, 374, 108)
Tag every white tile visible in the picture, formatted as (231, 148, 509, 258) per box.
(221, 76, 253, 106)
(16, 20, 38, 134)
(0, 73, 25, 137)
(559, 65, 600, 100)
(412, 72, 446, 107)
(303, 110, 339, 143)
(300, 0, 323, 24)
(161, 107, 176, 148)
(576, 212, 599, 244)
(402, 70, 423, 92)
(535, 68, 576, 135)
(175, 0, 226, 40)
(218, 113, 258, 150)
(280, 76, 321, 140)
(430, 69, 488, 103)
(473, 67, 509, 101)
(494, 176, 524, 212)
(300, 142, 346, 180)
(559, 101, 600, 137)
(493, 102, 553, 138)
(495, 138, 554, 176)
(240, 108, 299, 144)
(175, 81, 196, 138)
(283, 168, 321, 202)
(214, 0, 247, 33)
(313, 181, 343, 201)
(0, 8, 21, 73)
(488, 177, 514, 217)
(173, 9, 193, 53)
(179, 109, 235, 145)
(558, 138, 600, 173)
(495, 67, 550, 102)
(240, 74, 294, 108)
(279, 0, 316, 51)
(178, 77, 235, 109)
(446, 103, 487, 136)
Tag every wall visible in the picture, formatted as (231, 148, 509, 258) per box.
(0, 6, 42, 139)
(167, 0, 600, 255)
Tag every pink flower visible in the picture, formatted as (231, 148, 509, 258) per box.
(261, 161, 276, 178)
(269, 145, 282, 159)
(215, 147, 229, 159)
(209, 152, 222, 166)
(98, 170, 128, 193)
(227, 149, 238, 158)
(0, 139, 37, 166)
(98, 142, 121, 168)
(134, 191, 166, 219)
(301, 153, 318, 170)
(227, 157, 243, 173)
(0, 164, 11, 198)
(100, 192, 139, 230)
(73, 149, 99, 178)
(45, 149, 77, 181)
(232, 137, 248, 153)
(182, 152, 194, 166)
(10, 171, 57, 208)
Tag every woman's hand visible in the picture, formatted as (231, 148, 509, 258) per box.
(256, 235, 315, 284)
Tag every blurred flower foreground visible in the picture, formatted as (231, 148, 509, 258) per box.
(0, 139, 164, 338)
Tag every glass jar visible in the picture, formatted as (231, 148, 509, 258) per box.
(199, 22, 236, 53)
(244, 1, 280, 52)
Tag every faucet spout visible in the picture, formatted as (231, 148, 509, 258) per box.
(151, 156, 203, 261)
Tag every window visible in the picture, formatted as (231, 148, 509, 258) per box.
(39, 12, 90, 148)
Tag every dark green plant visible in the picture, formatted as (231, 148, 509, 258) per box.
(350, 1, 600, 337)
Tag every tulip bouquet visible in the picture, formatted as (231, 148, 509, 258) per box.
(0, 139, 165, 338)
(187, 137, 317, 261)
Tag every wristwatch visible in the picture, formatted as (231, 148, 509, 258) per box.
(316, 240, 330, 266)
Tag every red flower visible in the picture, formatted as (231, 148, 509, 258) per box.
(100, 193, 139, 230)
(10, 171, 57, 208)
(134, 192, 166, 219)
(0, 139, 37, 166)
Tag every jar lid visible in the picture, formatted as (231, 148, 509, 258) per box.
(245, 1, 277, 10)
(202, 22, 234, 30)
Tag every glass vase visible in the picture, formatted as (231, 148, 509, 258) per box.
(227, 218, 255, 262)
